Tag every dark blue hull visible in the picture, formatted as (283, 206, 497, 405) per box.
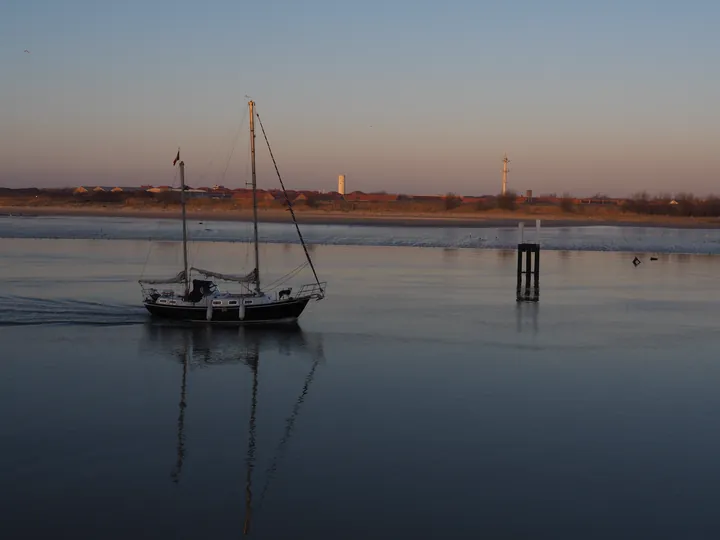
(144, 297, 311, 325)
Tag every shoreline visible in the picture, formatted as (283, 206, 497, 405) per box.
(2, 205, 720, 229)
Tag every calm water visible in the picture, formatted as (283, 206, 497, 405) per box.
(3, 214, 720, 253)
(3, 226, 720, 538)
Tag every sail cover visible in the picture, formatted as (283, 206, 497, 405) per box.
(191, 267, 258, 283)
(139, 270, 187, 285)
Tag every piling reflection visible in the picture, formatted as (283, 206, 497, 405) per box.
(141, 322, 325, 536)
(496, 248, 515, 260)
(515, 302, 539, 335)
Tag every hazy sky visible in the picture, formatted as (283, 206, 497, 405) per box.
(2, 0, 719, 196)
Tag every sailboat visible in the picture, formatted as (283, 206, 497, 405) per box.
(139, 100, 326, 325)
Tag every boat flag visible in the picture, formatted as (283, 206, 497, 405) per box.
(173, 149, 180, 166)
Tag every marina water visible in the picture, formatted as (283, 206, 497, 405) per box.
(3, 216, 720, 538)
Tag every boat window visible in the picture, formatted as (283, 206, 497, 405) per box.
(228, 300, 238, 305)
(244, 300, 252, 305)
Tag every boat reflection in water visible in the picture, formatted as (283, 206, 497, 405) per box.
(141, 322, 325, 536)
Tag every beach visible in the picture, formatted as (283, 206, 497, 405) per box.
(3, 203, 720, 229)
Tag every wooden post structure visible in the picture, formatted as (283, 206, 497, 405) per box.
(516, 243, 540, 302)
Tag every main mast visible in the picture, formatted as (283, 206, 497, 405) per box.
(248, 100, 261, 293)
(179, 159, 189, 297)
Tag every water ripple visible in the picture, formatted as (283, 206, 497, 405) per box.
(1, 215, 720, 254)
(0, 296, 146, 326)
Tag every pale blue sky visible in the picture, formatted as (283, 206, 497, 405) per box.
(1, 0, 718, 196)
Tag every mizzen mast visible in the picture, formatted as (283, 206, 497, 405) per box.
(178, 154, 190, 297)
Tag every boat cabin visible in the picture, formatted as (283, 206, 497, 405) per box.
(185, 279, 216, 303)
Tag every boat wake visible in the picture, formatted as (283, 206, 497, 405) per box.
(0, 296, 147, 326)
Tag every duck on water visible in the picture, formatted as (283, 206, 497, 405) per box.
(139, 100, 326, 325)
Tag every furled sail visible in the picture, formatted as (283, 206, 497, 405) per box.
(191, 267, 258, 283)
(139, 270, 187, 284)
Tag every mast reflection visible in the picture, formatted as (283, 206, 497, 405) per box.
(141, 322, 325, 536)
(170, 334, 189, 484)
(244, 344, 259, 536)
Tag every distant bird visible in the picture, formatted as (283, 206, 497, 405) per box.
(23, 49, 30, 54)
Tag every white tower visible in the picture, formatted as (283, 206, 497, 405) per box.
(338, 174, 346, 195)
(502, 154, 510, 195)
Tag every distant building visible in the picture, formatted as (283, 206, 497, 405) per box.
(338, 174, 346, 195)
(147, 186, 172, 193)
(74, 185, 127, 195)
(462, 196, 492, 204)
(231, 189, 275, 202)
(407, 195, 443, 203)
(344, 192, 401, 202)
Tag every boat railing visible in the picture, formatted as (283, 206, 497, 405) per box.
(140, 285, 180, 302)
(296, 282, 327, 300)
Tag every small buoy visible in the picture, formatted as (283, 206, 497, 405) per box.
(650, 257, 658, 261)
(633, 257, 642, 267)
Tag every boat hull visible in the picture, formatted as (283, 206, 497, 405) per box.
(144, 297, 311, 325)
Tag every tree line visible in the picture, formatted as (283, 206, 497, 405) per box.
(624, 192, 720, 217)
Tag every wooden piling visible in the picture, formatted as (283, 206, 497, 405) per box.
(516, 243, 540, 302)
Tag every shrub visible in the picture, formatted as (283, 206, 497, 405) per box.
(560, 192, 575, 212)
(444, 192, 462, 210)
(496, 190, 517, 211)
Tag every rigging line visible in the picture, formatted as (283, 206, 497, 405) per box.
(254, 109, 323, 290)
(194, 158, 215, 189)
(264, 262, 307, 289)
(169, 164, 179, 188)
(139, 219, 165, 279)
(243, 236, 250, 272)
(220, 108, 249, 188)
(262, 262, 309, 291)
(256, 354, 321, 512)
(140, 239, 154, 280)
